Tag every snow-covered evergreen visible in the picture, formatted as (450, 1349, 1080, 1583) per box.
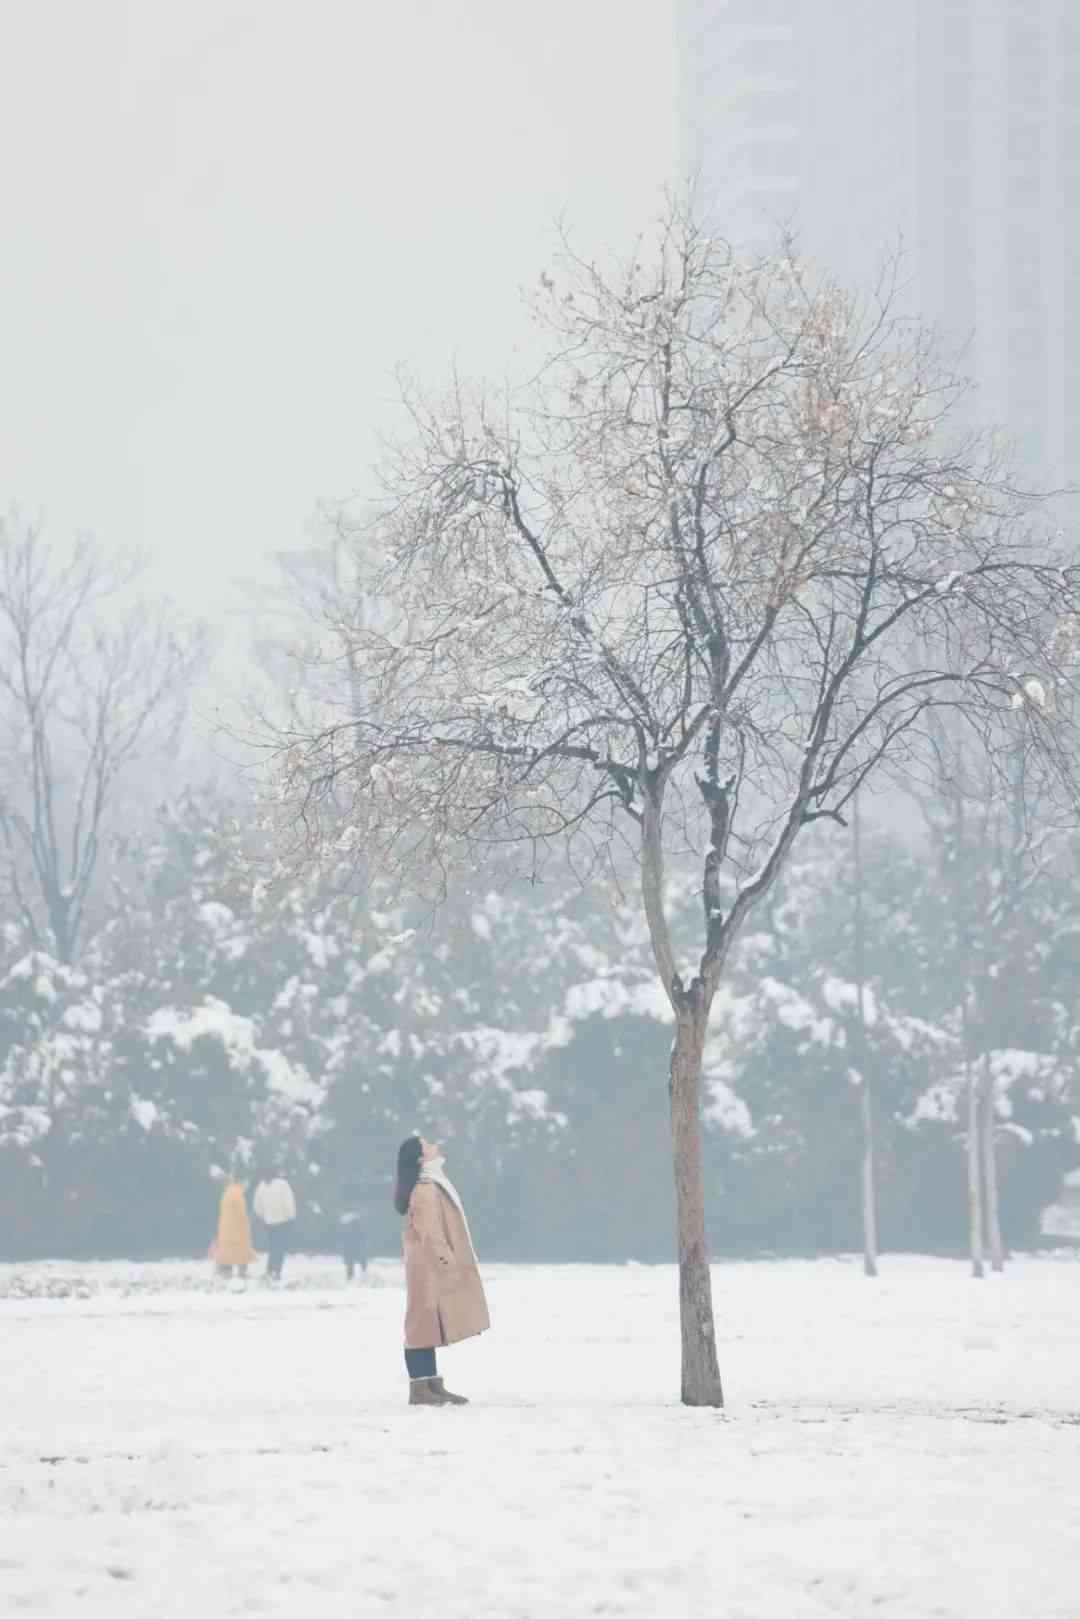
(0, 786, 1075, 1261)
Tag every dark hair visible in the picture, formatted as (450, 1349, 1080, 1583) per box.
(394, 1135, 423, 1215)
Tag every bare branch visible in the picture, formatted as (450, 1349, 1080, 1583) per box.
(0, 514, 205, 959)
(250, 199, 1080, 1027)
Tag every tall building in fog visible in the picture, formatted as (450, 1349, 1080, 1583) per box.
(679, 0, 1078, 487)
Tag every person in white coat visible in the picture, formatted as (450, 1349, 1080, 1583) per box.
(252, 1169, 298, 1280)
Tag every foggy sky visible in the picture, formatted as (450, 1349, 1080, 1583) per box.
(0, 2, 676, 617)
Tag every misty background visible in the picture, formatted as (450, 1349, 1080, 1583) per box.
(1, 1, 1077, 1264)
(0, 2, 676, 618)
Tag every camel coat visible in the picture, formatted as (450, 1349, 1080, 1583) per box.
(214, 1182, 256, 1267)
(403, 1181, 490, 1349)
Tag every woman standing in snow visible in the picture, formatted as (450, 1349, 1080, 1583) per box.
(213, 1178, 256, 1277)
(395, 1135, 489, 1406)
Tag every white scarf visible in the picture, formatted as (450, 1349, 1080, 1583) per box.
(419, 1157, 477, 1259)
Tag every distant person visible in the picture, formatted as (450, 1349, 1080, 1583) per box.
(253, 1168, 298, 1281)
(394, 1135, 489, 1407)
(339, 1187, 369, 1282)
(213, 1179, 256, 1278)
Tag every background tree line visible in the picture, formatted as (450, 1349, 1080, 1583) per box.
(1, 218, 1078, 1298)
(0, 773, 1075, 1264)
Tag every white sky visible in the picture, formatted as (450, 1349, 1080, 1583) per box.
(0, 1, 677, 618)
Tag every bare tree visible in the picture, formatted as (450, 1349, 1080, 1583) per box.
(0, 516, 206, 963)
(935, 784, 989, 1279)
(851, 794, 879, 1277)
(979, 1050, 1005, 1271)
(918, 694, 1069, 1278)
(962, 989, 987, 1278)
(977, 711, 1059, 1274)
(264, 207, 1080, 1405)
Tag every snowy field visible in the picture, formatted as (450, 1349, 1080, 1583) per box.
(2, 1253, 1079, 1619)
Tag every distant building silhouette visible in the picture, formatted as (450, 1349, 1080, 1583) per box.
(679, 0, 1077, 487)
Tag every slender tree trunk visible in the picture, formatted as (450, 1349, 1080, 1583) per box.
(964, 1016, 985, 1278)
(977, 749, 1024, 1278)
(670, 1010, 724, 1408)
(980, 1055, 1005, 1272)
(952, 796, 985, 1280)
(853, 795, 878, 1277)
(859, 1084, 879, 1278)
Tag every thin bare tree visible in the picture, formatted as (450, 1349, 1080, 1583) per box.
(977, 708, 1060, 1274)
(918, 691, 1069, 1277)
(263, 206, 1080, 1405)
(851, 793, 879, 1277)
(937, 785, 988, 1278)
(962, 997, 987, 1279)
(0, 516, 206, 963)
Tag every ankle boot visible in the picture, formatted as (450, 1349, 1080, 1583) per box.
(429, 1376, 468, 1406)
(408, 1378, 451, 1406)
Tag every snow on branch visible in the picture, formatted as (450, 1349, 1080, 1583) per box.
(257, 201, 1080, 1011)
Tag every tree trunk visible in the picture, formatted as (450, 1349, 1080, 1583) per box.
(859, 1083, 879, 1278)
(953, 791, 984, 1281)
(965, 1052, 985, 1279)
(852, 795, 878, 1278)
(669, 1012, 724, 1408)
(980, 1057, 1005, 1272)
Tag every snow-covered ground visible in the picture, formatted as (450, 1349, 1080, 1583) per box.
(2, 1253, 1078, 1618)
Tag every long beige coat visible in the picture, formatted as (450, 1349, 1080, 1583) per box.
(403, 1181, 490, 1349)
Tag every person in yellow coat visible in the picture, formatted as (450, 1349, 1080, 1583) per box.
(212, 1179, 256, 1277)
